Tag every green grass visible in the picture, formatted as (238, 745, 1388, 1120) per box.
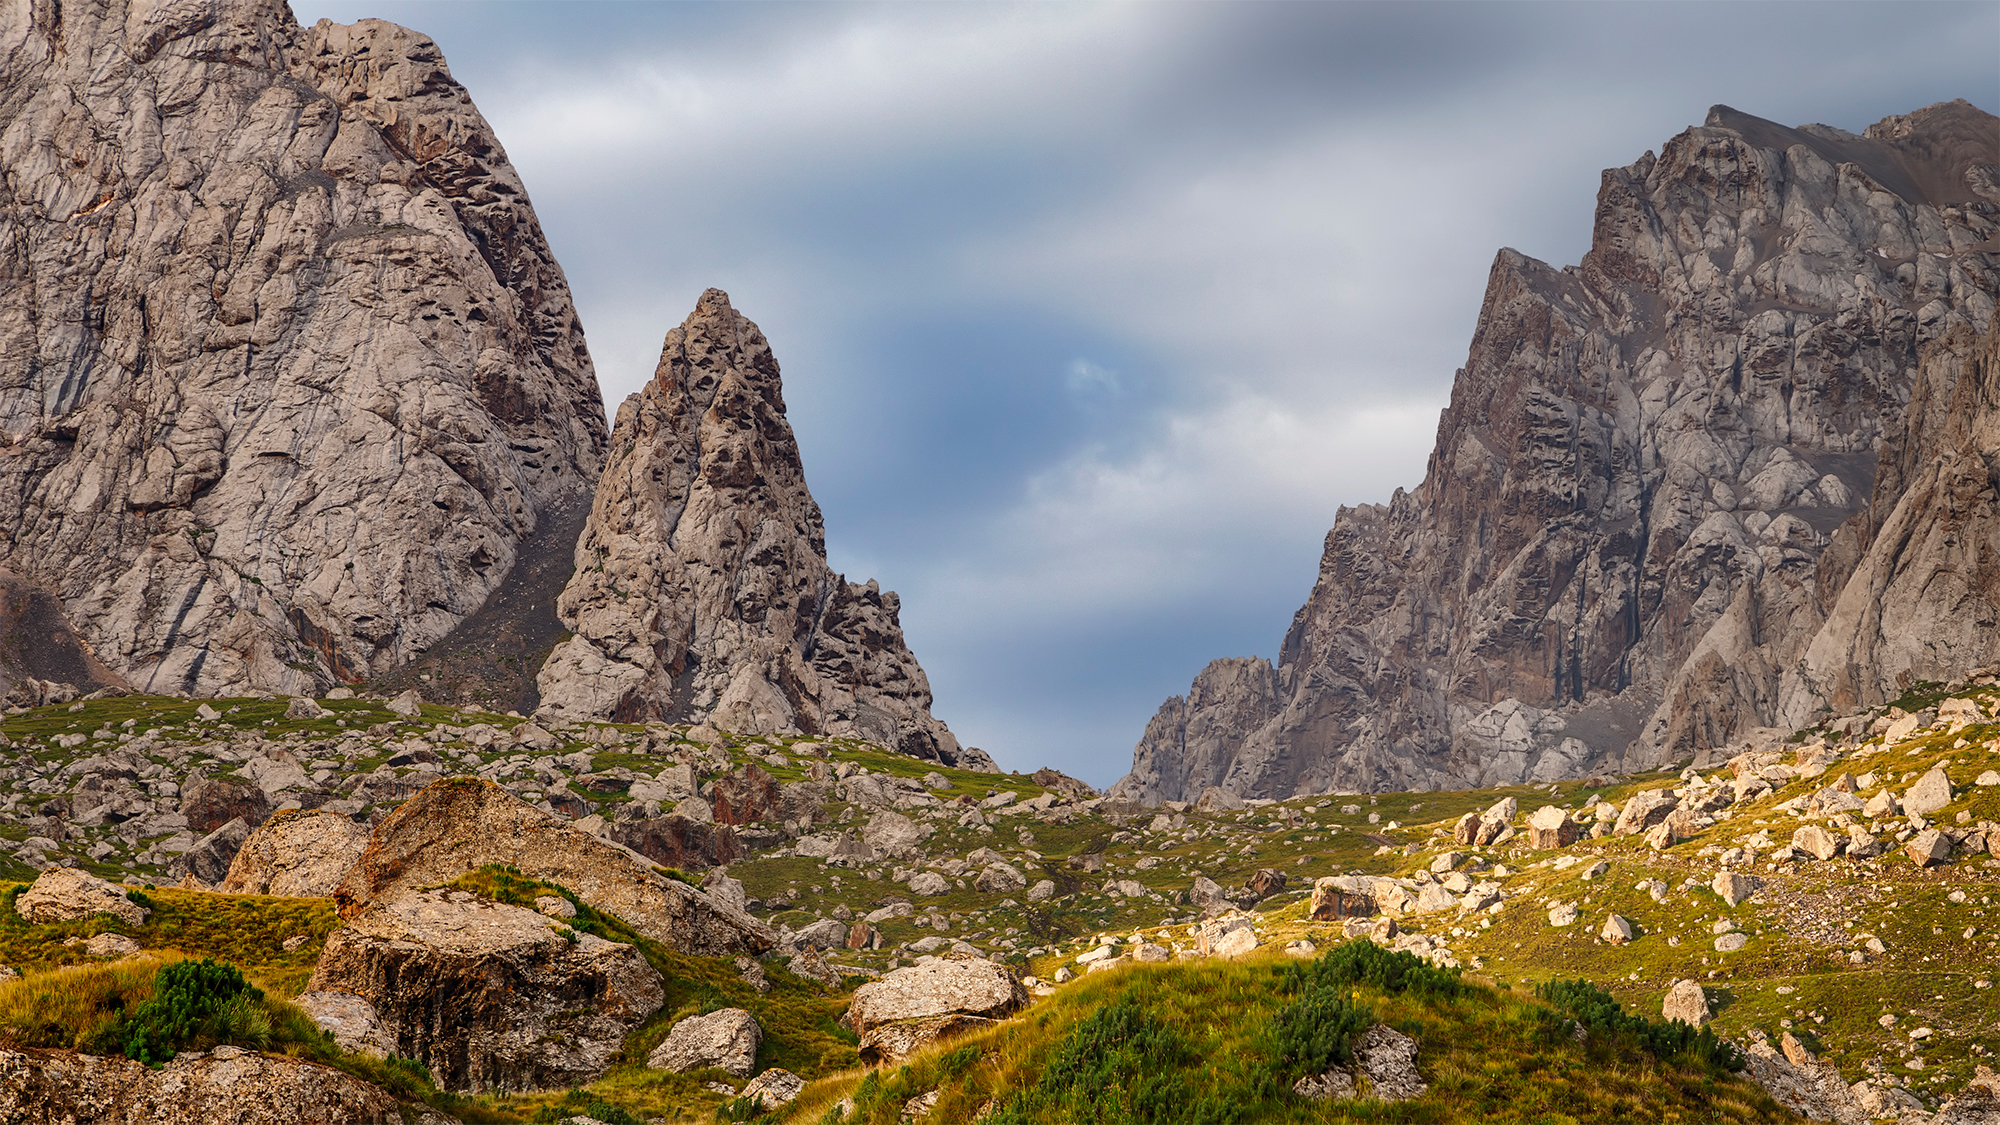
(780, 948, 1796, 1125)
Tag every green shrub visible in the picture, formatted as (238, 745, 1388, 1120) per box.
(1282, 940, 1467, 1001)
(987, 989, 1239, 1125)
(118, 957, 260, 1064)
(532, 1088, 644, 1125)
(1270, 978, 1372, 1078)
(1535, 979, 1742, 1073)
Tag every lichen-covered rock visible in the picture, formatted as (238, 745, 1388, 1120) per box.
(645, 1007, 761, 1077)
(0, 2, 606, 698)
(535, 290, 989, 770)
(842, 957, 1027, 1064)
(1116, 101, 2000, 800)
(0, 1046, 452, 1125)
(15, 867, 147, 926)
(308, 891, 664, 1092)
(220, 809, 371, 896)
(334, 778, 775, 955)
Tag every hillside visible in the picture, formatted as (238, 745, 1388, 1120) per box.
(0, 676, 1996, 1121)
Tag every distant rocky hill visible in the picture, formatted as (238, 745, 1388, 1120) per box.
(537, 290, 988, 770)
(0, 2, 607, 697)
(1118, 101, 2000, 803)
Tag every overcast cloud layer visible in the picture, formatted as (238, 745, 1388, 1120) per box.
(296, 1, 1999, 787)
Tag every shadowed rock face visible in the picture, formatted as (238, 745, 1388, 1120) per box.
(309, 892, 665, 1093)
(1119, 100, 2000, 802)
(537, 289, 991, 770)
(0, 3, 606, 697)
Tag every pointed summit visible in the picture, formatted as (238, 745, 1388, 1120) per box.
(538, 293, 991, 770)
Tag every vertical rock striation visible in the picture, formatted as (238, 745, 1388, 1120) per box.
(538, 289, 988, 769)
(0, 3, 607, 696)
(1118, 101, 2000, 802)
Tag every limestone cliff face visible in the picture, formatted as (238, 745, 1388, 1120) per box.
(1118, 101, 2000, 802)
(538, 290, 990, 770)
(0, 3, 607, 696)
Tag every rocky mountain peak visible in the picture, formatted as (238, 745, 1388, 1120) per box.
(0, 1, 606, 699)
(1118, 101, 2000, 802)
(537, 291, 990, 770)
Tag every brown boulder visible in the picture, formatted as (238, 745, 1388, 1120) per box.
(1246, 869, 1288, 900)
(309, 892, 664, 1092)
(710, 764, 781, 825)
(220, 810, 371, 897)
(333, 778, 774, 955)
(1031, 768, 1097, 800)
(181, 777, 271, 835)
(609, 815, 741, 870)
(1309, 877, 1375, 922)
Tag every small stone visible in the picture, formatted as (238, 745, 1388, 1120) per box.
(284, 697, 327, 720)
(83, 933, 141, 959)
(1293, 1068, 1358, 1101)
(907, 871, 950, 896)
(535, 895, 577, 919)
(1214, 927, 1258, 958)
(1548, 903, 1579, 927)
(385, 689, 425, 718)
(1714, 932, 1749, 953)
(1792, 825, 1840, 861)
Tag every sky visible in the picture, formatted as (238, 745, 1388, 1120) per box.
(293, 0, 1999, 788)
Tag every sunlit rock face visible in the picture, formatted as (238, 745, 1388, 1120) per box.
(1118, 101, 2000, 801)
(0, 2, 607, 695)
(537, 289, 990, 771)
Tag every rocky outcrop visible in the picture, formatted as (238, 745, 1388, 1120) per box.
(219, 808, 369, 896)
(0, 2, 606, 698)
(535, 290, 989, 770)
(333, 777, 776, 955)
(308, 890, 664, 1092)
(841, 956, 1027, 1064)
(1119, 101, 2000, 800)
(0, 1045, 451, 1125)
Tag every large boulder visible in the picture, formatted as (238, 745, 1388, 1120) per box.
(220, 810, 372, 897)
(1526, 805, 1580, 849)
(1662, 980, 1711, 1027)
(1612, 790, 1678, 836)
(973, 863, 1027, 894)
(842, 957, 1028, 1064)
(0, 1045, 451, 1125)
(333, 779, 774, 955)
(181, 777, 272, 835)
(710, 765, 782, 826)
(308, 891, 664, 1092)
(1905, 768, 1955, 818)
(609, 815, 741, 870)
(1309, 876, 1375, 921)
(15, 868, 147, 927)
(861, 811, 928, 859)
(168, 818, 253, 886)
(645, 1008, 761, 1077)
